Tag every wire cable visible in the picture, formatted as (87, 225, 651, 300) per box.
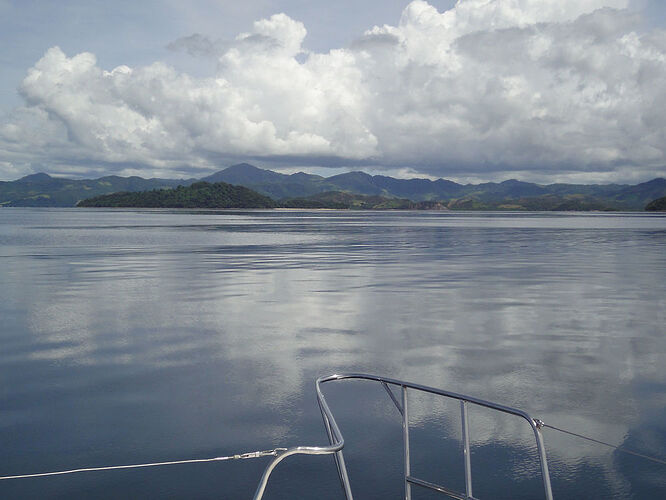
(2, 420, 665, 483)
(542, 423, 666, 466)
(0, 448, 287, 481)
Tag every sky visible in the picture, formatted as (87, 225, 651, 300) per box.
(1, 0, 665, 184)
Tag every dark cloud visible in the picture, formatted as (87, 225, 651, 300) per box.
(167, 34, 221, 57)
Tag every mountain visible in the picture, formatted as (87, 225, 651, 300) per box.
(471, 179, 548, 199)
(3, 162, 665, 210)
(201, 163, 288, 184)
(197, 164, 467, 200)
(201, 163, 329, 199)
(324, 171, 384, 195)
(372, 175, 462, 200)
(77, 181, 275, 208)
(613, 178, 666, 208)
(0, 173, 194, 207)
(207, 164, 664, 209)
(14, 172, 54, 184)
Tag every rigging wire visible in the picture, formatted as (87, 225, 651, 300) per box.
(2, 420, 665, 483)
(542, 423, 666, 466)
(0, 448, 287, 481)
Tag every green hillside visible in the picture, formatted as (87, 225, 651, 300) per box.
(3, 163, 666, 210)
(77, 182, 276, 208)
(645, 196, 666, 211)
(279, 191, 418, 209)
(198, 164, 666, 210)
(447, 194, 620, 211)
(0, 173, 193, 207)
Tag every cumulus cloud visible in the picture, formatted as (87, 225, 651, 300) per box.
(1, 0, 665, 181)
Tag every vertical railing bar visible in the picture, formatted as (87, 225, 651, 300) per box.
(319, 399, 354, 500)
(320, 403, 342, 478)
(460, 400, 473, 499)
(334, 448, 354, 500)
(533, 425, 553, 500)
(402, 385, 411, 500)
(382, 381, 404, 416)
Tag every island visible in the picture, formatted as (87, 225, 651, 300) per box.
(646, 196, 666, 211)
(76, 182, 447, 210)
(77, 181, 276, 208)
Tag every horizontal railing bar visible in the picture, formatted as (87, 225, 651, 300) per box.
(319, 373, 536, 425)
(407, 475, 479, 500)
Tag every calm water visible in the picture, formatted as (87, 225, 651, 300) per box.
(1, 208, 665, 499)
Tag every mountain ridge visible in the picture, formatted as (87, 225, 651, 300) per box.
(2, 163, 665, 210)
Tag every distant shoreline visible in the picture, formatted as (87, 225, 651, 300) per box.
(3, 164, 665, 210)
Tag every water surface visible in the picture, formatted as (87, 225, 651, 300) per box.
(1, 208, 665, 498)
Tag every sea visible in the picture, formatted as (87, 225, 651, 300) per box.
(1, 208, 665, 499)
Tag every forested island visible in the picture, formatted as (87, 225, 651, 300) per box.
(76, 182, 445, 209)
(78, 180, 664, 211)
(646, 196, 666, 211)
(77, 181, 276, 208)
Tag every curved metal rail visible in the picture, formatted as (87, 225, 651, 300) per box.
(254, 373, 553, 500)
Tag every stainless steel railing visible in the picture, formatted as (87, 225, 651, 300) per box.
(254, 373, 553, 500)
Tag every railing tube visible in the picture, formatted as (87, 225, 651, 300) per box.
(254, 374, 554, 500)
(318, 396, 354, 500)
(460, 400, 473, 498)
(533, 424, 553, 500)
(402, 385, 411, 500)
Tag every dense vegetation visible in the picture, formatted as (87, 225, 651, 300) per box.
(278, 191, 449, 210)
(77, 182, 276, 208)
(279, 191, 416, 209)
(0, 173, 192, 207)
(4, 163, 666, 210)
(645, 196, 666, 211)
(202, 164, 666, 210)
(447, 194, 620, 211)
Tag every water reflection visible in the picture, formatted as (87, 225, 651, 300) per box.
(0, 208, 664, 498)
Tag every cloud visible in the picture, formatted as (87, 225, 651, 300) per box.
(1, 0, 665, 182)
(167, 33, 223, 57)
(360, 4, 666, 176)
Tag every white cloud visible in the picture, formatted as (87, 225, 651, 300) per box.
(1, 0, 665, 182)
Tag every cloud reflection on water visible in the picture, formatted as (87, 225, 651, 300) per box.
(0, 209, 664, 498)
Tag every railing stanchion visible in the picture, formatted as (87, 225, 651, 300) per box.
(335, 447, 353, 500)
(533, 424, 553, 500)
(402, 385, 411, 500)
(319, 400, 354, 500)
(460, 400, 473, 499)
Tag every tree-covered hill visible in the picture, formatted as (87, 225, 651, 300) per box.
(77, 185, 447, 210)
(645, 196, 666, 211)
(198, 164, 666, 209)
(279, 191, 421, 209)
(0, 173, 193, 207)
(447, 193, 620, 211)
(4, 163, 666, 210)
(77, 182, 276, 208)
